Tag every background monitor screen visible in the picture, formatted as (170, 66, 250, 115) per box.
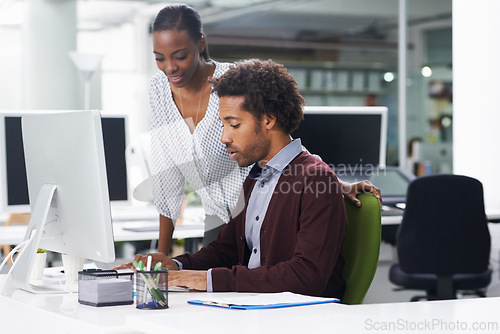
(291, 106, 388, 169)
(101, 116, 129, 202)
(4, 116, 27, 206)
(0, 111, 129, 212)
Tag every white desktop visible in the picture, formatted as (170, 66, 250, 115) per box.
(6, 111, 116, 293)
(1, 274, 500, 334)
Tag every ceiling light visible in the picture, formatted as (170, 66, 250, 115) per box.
(421, 66, 432, 77)
(383, 72, 394, 82)
(441, 116, 452, 128)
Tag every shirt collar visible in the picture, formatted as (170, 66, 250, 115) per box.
(249, 138, 302, 181)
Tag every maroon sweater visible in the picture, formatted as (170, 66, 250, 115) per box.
(174, 151, 348, 298)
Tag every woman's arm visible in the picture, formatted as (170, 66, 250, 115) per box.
(339, 179, 382, 207)
(158, 214, 175, 255)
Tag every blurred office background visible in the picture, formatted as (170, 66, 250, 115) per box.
(3, 1, 496, 200)
(0, 0, 453, 169)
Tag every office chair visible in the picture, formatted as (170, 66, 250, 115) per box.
(389, 174, 492, 301)
(341, 192, 382, 305)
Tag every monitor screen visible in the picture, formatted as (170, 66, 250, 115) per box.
(101, 116, 129, 202)
(291, 106, 388, 169)
(4, 116, 27, 206)
(0, 111, 129, 212)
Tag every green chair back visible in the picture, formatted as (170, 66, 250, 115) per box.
(341, 192, 382, 305)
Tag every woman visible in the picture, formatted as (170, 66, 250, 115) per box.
(148, 4, 381, 255)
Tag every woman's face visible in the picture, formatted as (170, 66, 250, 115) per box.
(153, 29, 203, 88)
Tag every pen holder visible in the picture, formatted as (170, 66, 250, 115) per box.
(135, 270, 169, 309)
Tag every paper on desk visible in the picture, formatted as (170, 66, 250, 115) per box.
(188, 292, 339, 309)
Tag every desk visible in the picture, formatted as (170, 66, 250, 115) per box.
(3, 212, 500, 246)
(380, 210, 500, 245)
(0, 221, 204, 246)
(0, 205, 205, 246)
(1, 275, 499, 334)
(486, 210, 500, 223)
(0, 216, 400, 246)
(379, 210, 500, 225)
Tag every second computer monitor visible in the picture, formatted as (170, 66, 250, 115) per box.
(0, 111, 129, 213)
(292, 106, 388, 170)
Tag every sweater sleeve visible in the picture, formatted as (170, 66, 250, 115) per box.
(210, 167, 347, 298)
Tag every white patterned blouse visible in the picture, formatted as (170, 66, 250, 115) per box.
(149, 61, 251, 228)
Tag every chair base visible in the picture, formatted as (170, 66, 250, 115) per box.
(410, 289, 456, 302)
(389, 264, 492, 302)
(409, 288, 488, 302)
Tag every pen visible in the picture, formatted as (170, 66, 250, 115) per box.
(142, 256, 152, 305)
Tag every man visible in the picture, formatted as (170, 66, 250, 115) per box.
(125, 59, 348, 298)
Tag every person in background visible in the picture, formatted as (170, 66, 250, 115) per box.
(145, 4, 381, 257)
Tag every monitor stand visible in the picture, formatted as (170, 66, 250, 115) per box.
(7, 184, 79, 294)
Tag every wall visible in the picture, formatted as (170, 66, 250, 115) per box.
(453, 0, 500, 213)
(23, 0, 78, 110)
(0, 3, 23, 110)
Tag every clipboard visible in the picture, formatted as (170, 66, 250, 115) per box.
(187, 292, 340, 310)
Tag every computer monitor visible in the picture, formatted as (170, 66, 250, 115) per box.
(7, 110, 116, 294)
(292, 106, 388, 170)
(0, 111, 129, 213)
(290, 106, 412, 204)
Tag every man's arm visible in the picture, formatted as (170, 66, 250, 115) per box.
(168, 270, 207, 291)
(164, 170, 348, 296)
(210, 171, 348, 297)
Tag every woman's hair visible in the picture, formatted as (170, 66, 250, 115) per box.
(211, 59, 305, 134)
(152, 4, 209, 61)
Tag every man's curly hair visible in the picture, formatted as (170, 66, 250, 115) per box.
(210, 59, 304, 134)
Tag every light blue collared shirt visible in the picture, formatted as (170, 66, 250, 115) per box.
(245, 138, 303, 268)
(207, 139, 303, 291)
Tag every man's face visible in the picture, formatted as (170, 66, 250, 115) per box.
(219, 96, 271, 167)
